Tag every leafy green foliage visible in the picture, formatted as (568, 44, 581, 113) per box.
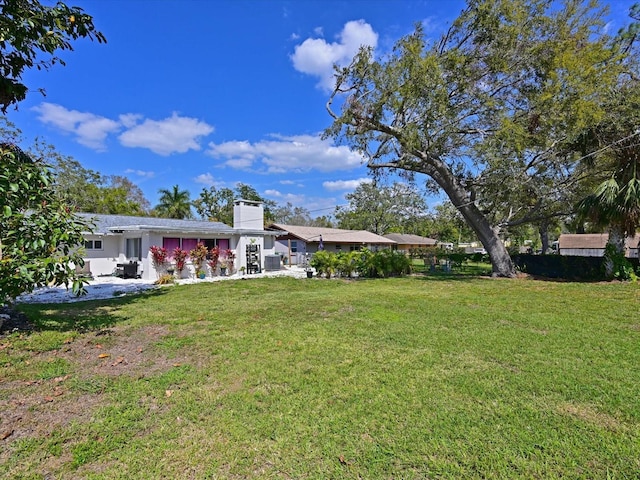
(154, 185, 193, 219)
(325, 0, 631, 277)
(335, 181, 428, 234)
(0, 143, 90, 302)
(0, 0, 106, 112)
(310, 248, 411, 278)
(193, 183, 277, 225)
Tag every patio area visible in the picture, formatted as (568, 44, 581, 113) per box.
(16, 266, 311, 304)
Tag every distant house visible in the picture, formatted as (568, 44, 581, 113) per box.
(383, 233, 438, 253)
(557, 233, 640, 258)
(79, 200, 281, 279)
(267, 224, 396, 265)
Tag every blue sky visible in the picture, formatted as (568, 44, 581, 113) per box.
(5, 0, 636, 217)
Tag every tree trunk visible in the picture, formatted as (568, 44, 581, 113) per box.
(604, 224, 626, 279)
(538, 221, 549, 255)
(427, 160, 516, 277)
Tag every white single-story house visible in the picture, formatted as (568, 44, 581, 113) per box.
(557, 233, 640, 258)
(383, 233, 438, 253)
(267, 223, 396, 265)
(79, 199, 283, 280)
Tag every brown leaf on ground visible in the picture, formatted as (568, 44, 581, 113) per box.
(165, 390, 173, 397)
(98, 353, 110, 359)
(1, 430, 14, 440)
(111, 356, 125, 366)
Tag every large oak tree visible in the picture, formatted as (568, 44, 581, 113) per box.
(325, 0, 627, 276)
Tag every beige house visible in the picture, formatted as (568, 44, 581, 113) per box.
(268, 224, 396, 265)
(557, 233, 640, 258)
(383, 233, 438, 253)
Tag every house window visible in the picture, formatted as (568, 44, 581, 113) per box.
(335, 244, 342, 251)
(84, 239, 103, 250)
(203, 239, 216, 250)
(182, 238, 198, 252)
(162, 237, 179, 252)
(162, 237, 231, 253)
(290, 240, 298, 253)
(126, 238, 142, 260)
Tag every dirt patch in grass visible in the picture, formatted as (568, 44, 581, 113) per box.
(0, 324, 195, 456)
(556, 402, 625, 432)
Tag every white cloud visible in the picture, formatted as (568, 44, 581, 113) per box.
(291, 20, 378, 91)
(124, 168, 155, 178)
(207, 134, 364, 173)
(264, 189, 306, 204)
(119, 113, 143, 128)
(118, 112, 214, 156)
(323, 177, 372, 191)
(193, 172, 226, 188)
(32, 104, 214, 155)
(32, 102, 120, 151)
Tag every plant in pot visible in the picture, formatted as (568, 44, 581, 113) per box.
(172, 247, 188, 278)
(150, 245, 169, 278)
(189, 242, 208, 278)
(207, 246, 220, 275)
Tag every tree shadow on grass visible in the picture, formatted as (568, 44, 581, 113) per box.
(13, 288, 169, 333)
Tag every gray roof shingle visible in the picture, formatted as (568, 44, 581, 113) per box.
(79, 213, 235, 235)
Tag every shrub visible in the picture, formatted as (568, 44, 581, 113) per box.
(150, 246, 169, 275)
(221, 249, 236, 274)
(310, 250, 336, 278)
(189, 243, 208, 276)
(172, 247, 188, 276)
(154, 273, 175, 285)
(207, 246, 220, 273)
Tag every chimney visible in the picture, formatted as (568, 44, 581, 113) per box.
(233, 199, 264, 230)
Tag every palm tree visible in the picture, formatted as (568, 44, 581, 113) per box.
(155, 185, 193, 219)
(577, 83, 640, 278)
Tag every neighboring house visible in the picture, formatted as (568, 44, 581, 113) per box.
(267, 223, 396, 265)
(557, 233, 640, 258)
(80, 199, 281, 279)
(383, 233, 438, 253)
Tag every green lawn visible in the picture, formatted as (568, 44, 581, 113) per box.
(2, 276, 639, 479)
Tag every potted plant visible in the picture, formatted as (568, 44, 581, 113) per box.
(196, 269, 206, 279)
(189, 242, 208, 278)
(240, 266, 246, 276)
